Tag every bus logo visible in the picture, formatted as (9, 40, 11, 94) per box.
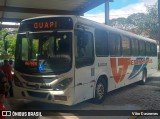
(110, 58, 130, 83)
(38, 64, 44, 72)
(35, 84, 40, 90)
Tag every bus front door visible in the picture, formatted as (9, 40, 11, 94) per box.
(74, 30, 95, 104)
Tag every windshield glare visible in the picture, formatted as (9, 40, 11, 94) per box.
(16, 32, 72, 74)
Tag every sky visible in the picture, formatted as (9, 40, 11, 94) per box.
(84, 0, 158, 23)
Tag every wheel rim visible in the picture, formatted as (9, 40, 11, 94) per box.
(96, 83, 105, 100)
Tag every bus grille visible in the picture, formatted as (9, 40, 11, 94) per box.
(27, 91, 47, 98)
(26, 84, 53, 90)
(21, 75, 56, 83)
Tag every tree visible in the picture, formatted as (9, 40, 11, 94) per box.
(109, 3, 158, 40)
(0, 28, 17, 59)
(144, 3, 158, 40)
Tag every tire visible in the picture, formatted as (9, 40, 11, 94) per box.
(140, 70, 147, 85)
(93, 78, 107, 104)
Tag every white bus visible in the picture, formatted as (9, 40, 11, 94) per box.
(13, 15, 158, 105)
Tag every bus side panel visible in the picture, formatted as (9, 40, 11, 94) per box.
(146, 57, 158, 77)
(94, 57, 113, 92)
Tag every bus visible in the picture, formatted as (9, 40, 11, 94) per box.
(13, 15, 158, 105)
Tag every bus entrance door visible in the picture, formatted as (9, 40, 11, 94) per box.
(74, 29, 95, 104)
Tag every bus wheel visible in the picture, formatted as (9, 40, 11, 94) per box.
(93, 79, 107, 104)
(140, 70, 147, 85)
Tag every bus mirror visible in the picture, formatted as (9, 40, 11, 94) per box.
(26, 31, 30, 38)
(26, 31, 30, 44)
(4, 41, 8, 51)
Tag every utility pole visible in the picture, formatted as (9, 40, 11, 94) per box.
(158, 0, 160, 52)
(105, 0, 113, 25)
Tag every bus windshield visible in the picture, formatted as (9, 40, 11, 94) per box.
(15, 32, 72, 74)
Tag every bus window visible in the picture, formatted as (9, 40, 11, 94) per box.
(154, 44, 157, 56)
(21, 38, 29, 60)
(21, 36, 39, 60)
(109, 32, 121, 56)
(31, 39, 39, 59)
(139, 40, 146, 56)
(42, 37, 54, 57)
(146, 42, 151, 56)
(151, 43, 157, 56)
(75, 30, 94, 68)
(121, 35, 131, 56)
(95, 29, 109, 57)
(131, 38, 139, 56)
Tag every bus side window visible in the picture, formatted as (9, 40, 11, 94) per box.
(146, 42, 151, 56)
(95, 29, 109, 57)
(109, 32, 121, 57)
(131, 38, 139, 56)
(76, 30, 94, 68)
(151, 43, 157, 56)
(139, 40, 146, 56)
(154, 44, 157, 56)
(121, 35, 131, 56)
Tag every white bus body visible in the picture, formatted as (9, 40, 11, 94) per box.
(13, 15, 158, 105)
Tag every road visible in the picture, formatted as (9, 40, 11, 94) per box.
(4, 72, 160, 119)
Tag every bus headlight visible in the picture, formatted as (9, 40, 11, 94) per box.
(11, 71, 14, 75)
(53, 78, 72, 91)
(14, 76, 24, 87)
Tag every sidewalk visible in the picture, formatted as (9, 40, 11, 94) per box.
(4, 97, 141, 119)
(151, 71, 160, 77)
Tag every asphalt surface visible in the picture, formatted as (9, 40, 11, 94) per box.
(4, 71, 160, 119)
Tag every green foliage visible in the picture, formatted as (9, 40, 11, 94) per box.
(145, 4, 158, 40)
(109, 3, 158, 40)
(32, 40, 39, 59)
(109, 17, 132, 30)
(0, 28, 17, 59)
(6, 34, 16, 56)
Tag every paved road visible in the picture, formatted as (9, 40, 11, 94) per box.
(4, 72, 160, 119)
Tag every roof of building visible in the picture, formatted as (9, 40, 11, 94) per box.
(0, 0, 111, 24)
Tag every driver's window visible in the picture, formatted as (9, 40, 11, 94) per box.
(42, 37, 54, 58)
(76, 30, 94, 68)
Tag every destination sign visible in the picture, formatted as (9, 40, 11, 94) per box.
(33, 21, 58, 29)
(24, 61, 38, 67)
(19, 17, 73, 32)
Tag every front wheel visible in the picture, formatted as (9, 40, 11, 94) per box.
(93, 79, 107, 104)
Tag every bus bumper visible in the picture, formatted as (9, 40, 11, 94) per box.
(13, 86, 74, 106)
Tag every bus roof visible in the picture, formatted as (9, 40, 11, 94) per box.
(20, 15, 157, 44)
(77, 16, 157, 44)
(21, 15, 76, 22)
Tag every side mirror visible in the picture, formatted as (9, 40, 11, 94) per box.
(4, 41, 8, 51)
